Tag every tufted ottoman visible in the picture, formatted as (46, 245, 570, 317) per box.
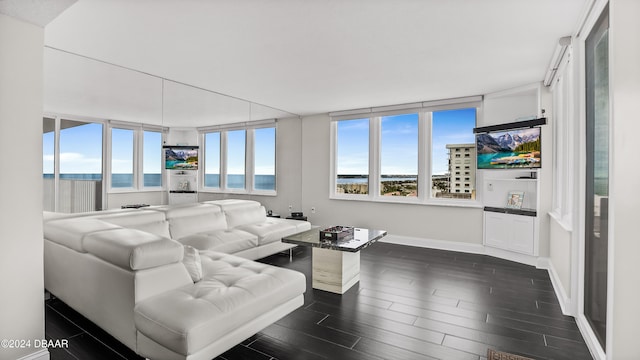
(133, 251, 306, 360)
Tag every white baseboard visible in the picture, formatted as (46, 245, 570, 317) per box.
(380, 234, 485, 255)
(575, 314, 605, 360)
(381, 234, 543, 267)
(17, 349, 49, 360)
(543, 258, 575, 316)
(484, 246, 540, 267)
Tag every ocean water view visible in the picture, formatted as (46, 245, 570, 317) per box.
(337, 175, 418, 184)
(205, 174, 275, 190)
(44, 174, 276, 190)
(44, 173, 162, 188)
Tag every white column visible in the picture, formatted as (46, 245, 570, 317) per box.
(0, 14, 47, 360)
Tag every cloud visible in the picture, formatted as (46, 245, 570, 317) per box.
(55, 152, 102, 173)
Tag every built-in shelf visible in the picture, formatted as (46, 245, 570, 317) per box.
(167, 170, 198, 204)
(482, 171, 540, 258)
(483, 206, 537, 217)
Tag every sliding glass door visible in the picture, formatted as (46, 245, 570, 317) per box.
(584, 6, 609, 349)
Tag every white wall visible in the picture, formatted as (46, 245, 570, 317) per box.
(198, 116, 304, 216)
(481, 84, 553, 260)
(0, 14, 48, 360)
(607, 0, 640, 358)
(549, 217, 572, 300)
(300, 113, 483, 245)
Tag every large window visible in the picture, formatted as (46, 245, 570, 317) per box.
(380, 113, 418, 197)
(432, 108, 477, 199)
(43, 118, 104, 212)
(108, 124, 165, 190)
(584, 6, 609, 349)
(143, 131, 163, 187)
(331, 100, 479, 204)
(204, 132, 221, 188)
(201, 123, 277, 194)
(43, 118, 56, 211)
(111, 128, 134, 188)
(226, 130, 246, 189)
(336, 118, 369, 195)
(60, 120, 104, 181)
(254, 127, 276, 191)
(43, 116, 165, 211)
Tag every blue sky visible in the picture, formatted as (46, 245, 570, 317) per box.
(43, 122, 163, 174)
(43, 112, 472, 177)
(43, 122, 103, 174)
(432, 108, 476, 174)
(337, 108, 476, 176)
(204, 128, 275, 176)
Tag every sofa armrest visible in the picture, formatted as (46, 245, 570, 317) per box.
(83, 228, 183, 270)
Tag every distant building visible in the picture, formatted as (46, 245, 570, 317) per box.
(446, 143, 476, 199)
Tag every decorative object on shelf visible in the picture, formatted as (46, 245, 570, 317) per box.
(506, 191, 524, 209)
(178, 180, 190, 191)
(319, 226, 354, 242)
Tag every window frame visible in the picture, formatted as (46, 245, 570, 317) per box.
(199, 120, 277, 196)
(330, 98, 482, 207)
(109, 126, 136, 190)
(106, 121, 167, 193)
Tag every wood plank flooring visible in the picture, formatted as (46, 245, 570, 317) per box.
(45, 242, 592, 360)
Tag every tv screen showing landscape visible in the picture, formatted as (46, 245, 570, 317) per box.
(164, 146, 198, 170)
(476, 127, 541, 169)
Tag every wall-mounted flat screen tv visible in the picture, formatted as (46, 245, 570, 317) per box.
(476, 127, 541, 169)
(164, 145, 198, 170)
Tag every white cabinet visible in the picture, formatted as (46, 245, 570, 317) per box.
(482, 172, 539, 258)
(168, 171, 198, 205)
(484, 211, 535, 255)
(169, 191, 198, 205)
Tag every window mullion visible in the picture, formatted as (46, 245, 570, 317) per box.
(135, 128, 141, 190)
(220, 131, 228, 190)
(370, 116, 380, 199)
(54, 116, 61, 212)
(418, 111, 430, 202)
(246, 129, 255, 192)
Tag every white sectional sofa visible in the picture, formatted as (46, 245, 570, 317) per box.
(43, 200, 310, 360)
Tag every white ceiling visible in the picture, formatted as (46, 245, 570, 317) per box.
(42, 0, 588, 126)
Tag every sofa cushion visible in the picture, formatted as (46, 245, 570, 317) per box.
(124, 221, 171, 238)
(270, 217, 312, 232)
(224, 205, 267, 228)
(134, 251, 306, 356)
(97, 210, 171, 238)
(44, 218, 121, 252)
(83, 228, 184, 270)
(178, 229, 258, 254)
(202, 199, 261, 211)
(97, 210, 165, 225)
(237, 219, 298, 245)
(182, 246, 202, 283)
(167, 206, 227, 239)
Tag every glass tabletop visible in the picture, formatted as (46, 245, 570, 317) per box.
(282, 227, 387, 252)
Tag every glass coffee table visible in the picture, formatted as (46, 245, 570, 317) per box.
(282, 227, 387, 294)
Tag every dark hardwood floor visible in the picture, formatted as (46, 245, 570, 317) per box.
(45, 242, 592, 360)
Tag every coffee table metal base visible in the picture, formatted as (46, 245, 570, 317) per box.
(312, 247, 360, 294)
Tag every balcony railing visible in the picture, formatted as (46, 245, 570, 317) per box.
(43, 178, 102, 213)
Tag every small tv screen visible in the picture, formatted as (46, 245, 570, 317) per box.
(164, 146, 198, 170)
(476, 127, 541, 169)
